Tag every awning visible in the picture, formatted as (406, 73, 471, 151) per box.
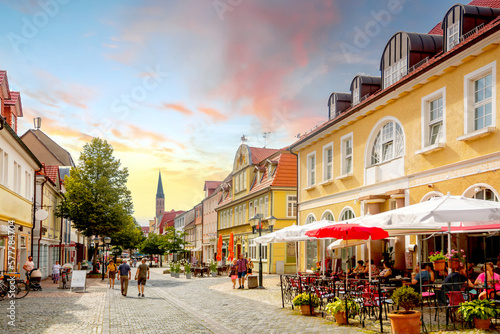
(440, 223, 500, 234)
(191, 246, 202, 252)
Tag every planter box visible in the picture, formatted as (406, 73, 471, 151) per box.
(433, 260, 446, 271)
(211, 272, 217, 277)
(334, 312, 347, 325)
(300, 305, 315, 316)
(174, 273, 180, 278)
(474, 318, 491, 330)
(388, 311, 421, 334)
(248, 276, 258, 289)
(186, 273, 192, 279)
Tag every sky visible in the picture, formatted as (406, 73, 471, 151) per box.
(0, 0, 459, 226)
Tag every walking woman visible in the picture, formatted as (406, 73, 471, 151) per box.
(229, 259, 238, 289)
(107, 260, 117, 289)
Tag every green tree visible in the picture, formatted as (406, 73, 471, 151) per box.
(111, 217, 145, 258)
(57, 138, 133, 266)
(163, 227, 189, 255)
(139, 233, 169, 266)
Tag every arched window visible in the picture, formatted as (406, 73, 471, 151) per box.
(340, 208, 355, 221)
(305, 214, 316, 224)
(473, 188, 498, 202)
(370, 121, 404, 165)
(321, 211, 334, 221)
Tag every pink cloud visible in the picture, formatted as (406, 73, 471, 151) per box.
(162, 103, 193, 116)
(197, 107, 228, 122)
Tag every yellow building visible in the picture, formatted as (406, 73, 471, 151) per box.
(291, 2, 500, 272)
(216, 145, 297, 274)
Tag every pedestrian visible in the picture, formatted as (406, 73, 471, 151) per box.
(52, 261, 61, 284)
(107, 260, 117, 289)
(135, 258, 150, 297)
(236, 254, 248, 289)
(246, 258, 254, 279)
(117, 259, 132, 296)
(23, 256, 34, 281)
(133, 258, 137, 268)
(229, 259, 238, 289)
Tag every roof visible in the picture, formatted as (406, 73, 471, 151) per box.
(328, 92, 351, 106)
(249, 147, 280, 164)
(429, 0, 500, 34)
(156, 171, 164, 198)
(0, 117, 42, 169)
(350, 75, 381, 90)
(158, 209, 185, 232)
(21, 129, 75, 167)
(0, 71, 11, 99)
(141, 226, 149, 232)
(204, 180, 222, 191)
(4, 91, 23, 117)
(248, 152, 297, 194)
(44, 165, 60, 185)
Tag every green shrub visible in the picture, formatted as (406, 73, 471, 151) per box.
(392, 286, 422, 312)
(458, 299, 500, 321)
(325, 297, 360, 316)
(292, 292, 320, 308)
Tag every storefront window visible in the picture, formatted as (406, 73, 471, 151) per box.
(305, 214, 317, 269)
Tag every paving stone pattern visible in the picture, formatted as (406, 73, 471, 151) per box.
(0, 268, 368, 333)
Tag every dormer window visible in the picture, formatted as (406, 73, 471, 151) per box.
(447, 22, 460, 50)
(384, 57, 407, 88)
(352, 87, 359, 106)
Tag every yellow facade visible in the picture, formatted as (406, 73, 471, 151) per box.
(216, 145, 297, 274)
(292, 20, 500, 271)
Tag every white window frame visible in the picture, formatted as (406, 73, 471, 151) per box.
(447, 21, 460, 51)
(305, 213, 316, 225)
(249, 239, 257, 260)
(306, 152, 316, 187)
(419, 87, 446, 153)
(264, 196, 269, 217)
(340, 133, 353, 176)
(287, 195, 297, 218)
(339, 207, 356, 221)
(352, 86, 360, 105)
(0, 149, 3, 185)
(384, 57, 407, 89)
(461, 61, 496, 140)
(321, 210, 334, 221)
(249, 202, 253, 219)
(322, 142, 333, 182)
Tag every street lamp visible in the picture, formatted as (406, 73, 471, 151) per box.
(249, 214, 276, 289)
(94, 236, 112, 280)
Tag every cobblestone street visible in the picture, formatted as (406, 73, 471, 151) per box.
(0, 268, 369, 334)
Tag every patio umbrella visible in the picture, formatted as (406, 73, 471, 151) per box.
(358, 195, 500, 269)
(306, 224, 389, 282)
(228, 233, 234, 262)
(216, 235, 223, 262)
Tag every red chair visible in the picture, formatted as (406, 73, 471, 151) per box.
(446, 291, 465, 327)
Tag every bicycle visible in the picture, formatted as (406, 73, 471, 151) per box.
(0, 272, 29, 299)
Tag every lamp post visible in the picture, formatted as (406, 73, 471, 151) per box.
(249, 214, 276, 289)
(95, 236, 112, 280)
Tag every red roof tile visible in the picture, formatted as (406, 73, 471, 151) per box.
(204, 181, 222, 191)
(249, 147, 280, 164)
(158, 209, 184, 234)
(45, 165, 60, 185)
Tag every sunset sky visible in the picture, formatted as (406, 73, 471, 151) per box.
(0, 0, 458, 226)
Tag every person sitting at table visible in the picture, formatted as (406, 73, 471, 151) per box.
(379, 262, 392, 278)
(474, 262, 500, 300)
(437, 264, 475, 305)
(349, 260, 365, 275)
(411, 262, 433, 293)
(363, 259, 380, 276)
(494, 260, 500, 275)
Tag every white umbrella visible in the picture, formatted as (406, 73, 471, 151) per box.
(327, 239, 366, 250)
(359, 195, 500, 271)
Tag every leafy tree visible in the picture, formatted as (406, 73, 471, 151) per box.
(163, 227, 189, 255)
(56, 138, 133, 266)
(110, 217, 145, 258)
(139, 233, 169, 266)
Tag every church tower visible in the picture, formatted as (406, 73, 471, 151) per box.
(156, 171, 165, 219)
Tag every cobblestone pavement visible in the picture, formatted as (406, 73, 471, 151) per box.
(0, 268, 433, 333)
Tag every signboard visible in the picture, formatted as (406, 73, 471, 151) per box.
(70, 270, 87, 292)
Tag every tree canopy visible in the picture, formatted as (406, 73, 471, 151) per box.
(57, 138, 133, 238)
(111, 217, 145, 251)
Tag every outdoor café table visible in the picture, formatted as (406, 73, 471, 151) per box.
(194, 267, 203, 277)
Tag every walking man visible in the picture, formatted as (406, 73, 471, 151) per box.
(135, 258, 150, 297)
(236, 254, 248, 289)
(118, 259, 132, 296)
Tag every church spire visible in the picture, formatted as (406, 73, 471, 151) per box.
(156, 170, 165, 199)
(156, 170, 165, 218)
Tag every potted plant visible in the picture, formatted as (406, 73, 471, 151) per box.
(458, 298, 500, 330)
(173, 262, 181, 278)
(292, 292, 320, 316)
(325, 297, 360, 325)
(209, 259, 218, 277)
(445, 249, 466, 270)
(388, 286, 423, 334)
(428, 251, 447, 271)
(184, 262, 192, 279)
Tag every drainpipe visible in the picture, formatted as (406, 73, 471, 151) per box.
(30, 167, 43, 257)
(287, 147, 300, 272)
(36, 176, 48, 268)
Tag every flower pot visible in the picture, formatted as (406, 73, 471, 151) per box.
(388, 311, 421, 334)
(448, 259, 460, 270)
(170, 272, 174, 277)
(474, 317, 491, 330)
(300, 305, 315, 316)
(186, 273, 191, 279)
(174, 273, 179, 278)
(334, 311, 347, 325)
(433, 260, 446, 271)
(211, 272, 217, 277)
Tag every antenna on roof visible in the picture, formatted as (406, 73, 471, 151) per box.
(241, 135, 248, 144)
(263, 132, 271, 148)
